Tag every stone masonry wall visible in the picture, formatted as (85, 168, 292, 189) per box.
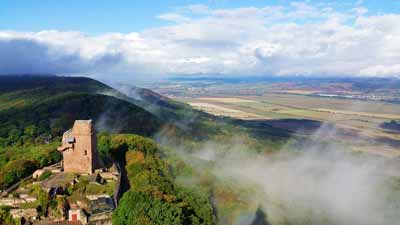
(59, 120, 100, 174)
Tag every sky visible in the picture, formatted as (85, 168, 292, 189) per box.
(0, 0, 400, 80)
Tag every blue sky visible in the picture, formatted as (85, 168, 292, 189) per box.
(0, 1, 399, 79)
(0, 0, 399, 34)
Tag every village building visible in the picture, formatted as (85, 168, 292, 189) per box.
(10, 208, 38, 222)
(58, 120, 101, 174)
(33, 169, 46, 179)
(0, 196, 37, 207)
(88, 173, 105, 185)
(0, 120, 120, 225)
(87, 197, 115, 225)
(68, 206, 88, 225)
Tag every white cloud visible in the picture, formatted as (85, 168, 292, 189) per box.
(353, 7, 368, 15)
(360, 64, 400, 77)
(157, 13, 191, 23)
(356, 0, 364, 5)
(1, 2, 400, 79)
(181, 4, 210, 14)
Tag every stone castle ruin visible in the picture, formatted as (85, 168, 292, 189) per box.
(0, 120, 118, 225)
(57, 120, 101, 174)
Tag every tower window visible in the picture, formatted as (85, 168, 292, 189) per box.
(84, 150, 88, 155)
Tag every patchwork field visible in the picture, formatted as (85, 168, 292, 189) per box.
(314, 108, 400, 120)
(187, 102, 266, 119)
(176, 94, 400, 157)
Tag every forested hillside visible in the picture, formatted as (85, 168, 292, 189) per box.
(0, 75, 163, 146)
(0, 74, 217, 224)
(0, 75, 292, 225)
(97, 134, 214, 225)
(0, 75, 163, 192)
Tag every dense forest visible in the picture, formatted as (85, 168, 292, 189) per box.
(96, 134, 214, 225)
(0, 76, 164, 148)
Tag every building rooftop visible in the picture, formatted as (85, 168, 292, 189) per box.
(74, 120, 92, 124)
(90, 197, 115, 215)
(33, 220, 82, 225)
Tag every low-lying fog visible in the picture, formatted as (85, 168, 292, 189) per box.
(109, 84, 400, 225)
(172, 124, 400, 225)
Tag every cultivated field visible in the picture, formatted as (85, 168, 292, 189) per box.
(176, 93, 400, 157)
(188, 102, 266, 119)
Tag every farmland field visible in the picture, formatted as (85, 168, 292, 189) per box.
(175, 93, 400, 158)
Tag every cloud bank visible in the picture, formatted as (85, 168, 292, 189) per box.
(1, 2, 400, 79)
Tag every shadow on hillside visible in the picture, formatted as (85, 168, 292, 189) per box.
(375, 137, 400, 148)
(380, 121, 400, 133)
(230, 118, 324, 139)
(111, 143, 131, 199)
(251, 208, 271, 225)
(232, 118, 400, 150)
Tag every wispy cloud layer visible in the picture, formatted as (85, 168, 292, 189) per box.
(1, 2, 400, 79)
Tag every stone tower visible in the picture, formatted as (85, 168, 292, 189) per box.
(57, 120, 100, 174)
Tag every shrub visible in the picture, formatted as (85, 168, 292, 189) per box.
(38, 170, 52, 181)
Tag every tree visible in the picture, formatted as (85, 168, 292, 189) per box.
(113, 191, 183, 225)
(0, 207, 15, 225)
(110, 134, 214, 225)
(97, 134, 111, 156)
(7, 128, 22, 146)
(0, 159, 36, 189)
(33, 185, 51, 217)
(24, 125, 38, 137)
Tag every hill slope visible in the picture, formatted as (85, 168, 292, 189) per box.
(0, 75, 296, 225)
(0, 75, 162, 146)
(0, 75, 218, 225)
(0, 75, 169, 192)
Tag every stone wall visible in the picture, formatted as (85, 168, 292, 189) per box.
(113, 161, 123, 207)
(0, 175, 32, 198)
(58, 120, 101, 174)
(88, 211, 112, 225)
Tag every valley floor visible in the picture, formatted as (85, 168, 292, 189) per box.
(175, 93, 400, 158)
